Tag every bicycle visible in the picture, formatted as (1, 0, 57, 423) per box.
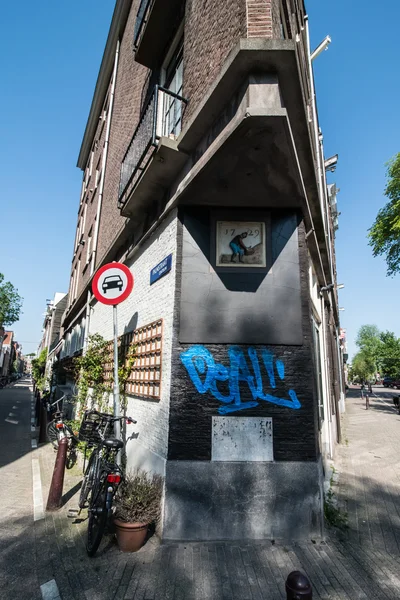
(77, 409, 137, 557)
(46, 394, 79, 469)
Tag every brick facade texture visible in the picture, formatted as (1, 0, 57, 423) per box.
(68, 0, 302, 316)
(168, 215, 320, 463)
(247, 0, 273, 38)
(182, 0, 247, 124)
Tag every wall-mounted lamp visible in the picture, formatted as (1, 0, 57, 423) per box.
(339, 307, 345, 311)
(324, 154, 338, 173)
(337, 284, 345, 289)
(311, 35, 331, 61)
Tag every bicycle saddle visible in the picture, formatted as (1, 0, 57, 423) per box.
(102, 438, 123, 450)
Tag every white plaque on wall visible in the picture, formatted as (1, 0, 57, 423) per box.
(211, 417, 273, 462)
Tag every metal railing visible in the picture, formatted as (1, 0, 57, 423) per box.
(118, 85, 188, 207)
(133, 0, 152, 49)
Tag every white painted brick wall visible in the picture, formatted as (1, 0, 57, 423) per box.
(88, 209, 178, 474)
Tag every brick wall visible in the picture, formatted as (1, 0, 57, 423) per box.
(69, 76, 113, 306)
(168, 214, 320, 463)
(182, 0, 247, 124)
(246, 0, 273, 38)
(88, 209, 178, 473)
(96, 0, 149, 270)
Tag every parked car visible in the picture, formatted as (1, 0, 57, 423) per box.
(391, 379, 400, 390)
(383, 377, 394, 387)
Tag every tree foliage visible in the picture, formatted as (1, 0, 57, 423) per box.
(350, 352, 376, 383)
(0, 273, 23, 326)
(351, 324, 400, 380)
(368, 153, 400, 276)
(31, 349, 48, 391)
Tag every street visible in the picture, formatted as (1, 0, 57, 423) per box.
(3, 382, 400, 598)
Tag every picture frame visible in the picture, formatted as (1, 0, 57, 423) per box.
(216, 220, 266, 268)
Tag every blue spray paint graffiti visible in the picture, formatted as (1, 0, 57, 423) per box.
(180, 346, 301, 414)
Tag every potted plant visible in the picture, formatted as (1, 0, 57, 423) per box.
(113, 471, 163, 552)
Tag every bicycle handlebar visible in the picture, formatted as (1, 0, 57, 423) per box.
(85, 409, 137, 425)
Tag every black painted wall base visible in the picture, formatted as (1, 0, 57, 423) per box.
(162, 459, 324, 541)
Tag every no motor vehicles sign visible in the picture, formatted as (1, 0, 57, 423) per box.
(92, 262, 134, 305)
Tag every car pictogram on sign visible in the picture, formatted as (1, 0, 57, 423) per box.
(102, 275, 123, 293)
(92, 262, 134, 305)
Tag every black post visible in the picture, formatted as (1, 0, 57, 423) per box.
(285, 571, 312, 599)
(46, 437, 68, 511)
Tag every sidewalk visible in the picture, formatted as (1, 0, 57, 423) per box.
(29, 387, 400, 600)
(5, 382, 400, 599)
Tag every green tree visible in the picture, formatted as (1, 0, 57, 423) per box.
(368, 153, 400, 276)
(31, 349, 48, 391)
(377, 331, 400, 378)
(0, 273, 23, 326)
(355, 324, 381, 357)
(351, 351, 376, 383)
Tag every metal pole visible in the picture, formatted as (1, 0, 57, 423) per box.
(113, 304, 121, 442)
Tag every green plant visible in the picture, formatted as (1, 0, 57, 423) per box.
(73, 334, 110, 411)
(118, 343, 137, 410)
(324, 489, 348, 530)
(324, 469, 348, 530)
(114, 471, 163, 524)
(31, 348, 48, 391)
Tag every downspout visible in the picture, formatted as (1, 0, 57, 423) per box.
(320, 297, 333, 459)
(83, 290, 92, 352)
(90, 39, 120, 277)
(304, 16, 326, 233)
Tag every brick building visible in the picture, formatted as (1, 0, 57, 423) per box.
(61, 0, 344, 541)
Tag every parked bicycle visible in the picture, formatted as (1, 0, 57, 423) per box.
(78, 409, 136, 557)
(46, 394, 79, 469)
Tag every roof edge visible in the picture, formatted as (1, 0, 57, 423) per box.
(77, 0, 133, 169)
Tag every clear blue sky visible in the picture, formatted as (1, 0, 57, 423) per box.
(1, 0, 399, 358)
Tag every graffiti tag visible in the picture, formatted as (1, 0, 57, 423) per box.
(180, 345, 301, 415)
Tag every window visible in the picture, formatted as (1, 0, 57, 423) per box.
(162, 38, 183, 138)
(86, 226, 93, 264)
(95, 158, 102, 189)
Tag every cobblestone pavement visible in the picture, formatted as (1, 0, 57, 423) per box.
(4, 381, 400, 599)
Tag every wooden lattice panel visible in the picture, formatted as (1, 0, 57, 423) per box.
(126, 319, 163, 399)
(103, 319, 163, 400)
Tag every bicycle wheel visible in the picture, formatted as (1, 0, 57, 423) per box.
(79, 452, 98, 508)
(86, 480, 107, 557)
(46, 421, 59, 449)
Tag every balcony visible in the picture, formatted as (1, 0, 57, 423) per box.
(118, 85, 188, 218)
(133, 0, 185, 69)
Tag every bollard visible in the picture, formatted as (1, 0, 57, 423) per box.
(46, 437, 68, 511)
(35, 392, 41, 426)
(285, 571, 312, 599)
(38, 400, 48, 444)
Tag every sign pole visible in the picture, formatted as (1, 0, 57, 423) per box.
(113, 304, 121, 444)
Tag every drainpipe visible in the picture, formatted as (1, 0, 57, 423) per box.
(304, 16, 326, 232)
(83, 290, 92, 352)
(320, 298, 333, 460)
(90, 39, 120, 277)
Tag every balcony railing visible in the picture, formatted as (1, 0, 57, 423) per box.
(118, 85, 188, 208)
(133, 0, 151, 49)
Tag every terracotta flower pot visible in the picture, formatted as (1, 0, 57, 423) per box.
(114, 519, 148, 552)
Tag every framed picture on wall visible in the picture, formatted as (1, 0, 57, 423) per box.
(216, 221, 266, 267)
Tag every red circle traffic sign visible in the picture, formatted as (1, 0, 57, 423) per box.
(92, 262, 134, 305)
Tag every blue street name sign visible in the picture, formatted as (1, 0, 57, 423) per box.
(150, 254, 172, 285)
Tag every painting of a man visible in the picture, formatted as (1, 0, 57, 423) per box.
(229, 232, 249, 263)
(216, 220, 266, 267)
